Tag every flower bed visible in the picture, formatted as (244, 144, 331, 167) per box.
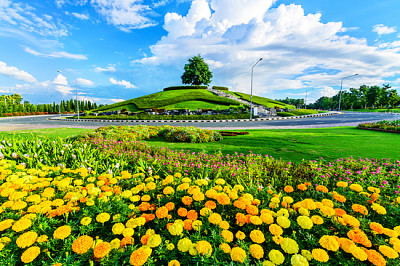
(0, 159, 400, 265)
(358, 120, 400, 132)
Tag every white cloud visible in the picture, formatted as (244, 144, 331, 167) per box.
(372, 24, 396, 35)
(25, 47, 88, 60)
(52, 73, 73, 95)
(90, 0, 157, 31)
(76, 78, 94, 86)
(71, 12, 89, 20)
(109, 77, 136, 89)
(94, 65, 116, 72)
(0, 1, 68, 37)
(136, 2, 400, 100)
(0, 61, 36, 82)
(153, 0, 170, 8)
(75, 95, 125, 104)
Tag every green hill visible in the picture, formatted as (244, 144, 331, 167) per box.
(93, 88, 293, 112)
(225, 91, 295, 109)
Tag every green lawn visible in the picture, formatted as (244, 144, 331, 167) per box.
(346, 108, 400, 113)
(2, 127, 399, 162)
(225, 91, 295, 109)
(0, 128, 92, 139)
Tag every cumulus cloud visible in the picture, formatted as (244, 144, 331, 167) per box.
(0, 0, 68, 37)
(76, 78, 94, 86)
(71, 12, 89, 20)
(91, 0, 157, 31)
(94, 65, 116, 72)
(109, 77, 136, 89)
(52, 73, 72, 95)
(373, 24, 396, 35)
(135, 2, 400, 100)
(0, 61, 36, 82)
(25, 47, 88, 60)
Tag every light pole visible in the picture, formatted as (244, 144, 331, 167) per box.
(250, 58, 263, 119)
(304, 88, 314, 109)
(57, 70, 79, 119)
(338, 73, 358, 111)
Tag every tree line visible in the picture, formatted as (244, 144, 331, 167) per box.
(0, 94, 102, 116)
(307, 84, 399, 110)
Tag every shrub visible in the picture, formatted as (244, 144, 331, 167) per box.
(163, 86, 208, 91)
(212, 86, 229, 91)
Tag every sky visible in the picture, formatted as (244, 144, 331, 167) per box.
(0, 0, 400, 105)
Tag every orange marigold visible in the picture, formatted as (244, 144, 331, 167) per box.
(365, 249, 387, 266)
(297, 184, 307, 191)
(156, 206, 169, 219)
(182, 196, 193, 206)
(334, 208, 347, 216)
(187, 210, 198, 220)
(141, 235, 150, 245)
(216, 194, 231, 205)
(246, 205, 259, 216)
(284, 186, 294, 193)
(94, 242, 111, 259)
(333, 194, 347, 203)
(72, 235, 94, 255)
(205, 200, 217, 209)
(165, 202, 175, 211)
(316, 185, 328, 193)
(352, 204, 368, 215)
(370, 222, 384, 234)
(347, 229, 372, 247)
(130, 247, 152, 266)
(177, 208, 188, 217)
(121, 236, 134, 247)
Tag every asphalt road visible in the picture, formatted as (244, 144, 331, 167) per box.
(0, 112, 398, 131)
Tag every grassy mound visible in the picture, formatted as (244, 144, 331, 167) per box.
(225, 91, 295, 109)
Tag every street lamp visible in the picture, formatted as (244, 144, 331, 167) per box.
(250, 58, 263, 119)
(304, 88, 314, 109)
(57, 70, 79, 119)
(338, 73, 358, 111)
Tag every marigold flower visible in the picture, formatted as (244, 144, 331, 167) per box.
(338, 237, 356, 253)
(352, 204, 368, 215)
(192, 220, 202, 231)
(96, 213, 111, 223)
(216, 193, 230, 205)
(187, 210, 198, 220)
(0, 219, 14, 232)
(72, 235, 94, 254)
(297, 216, 313, 229)
(177, 208, 188, 217)
(16, 231, 38, 248)
(277, 216, 291, 228)
(130, 247, 152, 266)
(383, 228, 398, 238)
(221, 230, 234, 243)
(342, 214, 360, 228)
(235, 230, 246, 240)
(301, 199, 316, 210)
(319, 235, 339, 251)
(379, 245, 399, 259)
(147, 234, 162, 248)
(333, 194, 347, 203)
(269, 224, 283, 236)
(249, 244, 264, 260)
(12, 218, 31, 232)
(334, 208, 347, 216)
(112, 223, 125, 235)
(177, 238, 192, 252)
(230, 247, 247, 263)
(297, 184, 307, 191)
(365, 249, 386, 266)
(80, 217, 92, 226)
(370, 222, 384, 234)
(208, 213, 222, 225)
(268, 249, 285, 265)
(336, 181, 348, 187)
(21, 246, 40, 264)
(246, 205, 259, 215)
(281, 238, 299, 254)
(347, 229, 372, 247)
(284, 186, 294, 193)
(168, 260, 180, 266)
(53, 225, 71, 240)
(121, 236, 134, 247)
(94, 242, 111, 259)
(168, 223, 183, 236)
(196, 240, 212, 257)
(349, 184, 363, 192)
(219, 243, 231, 253)
(351, 246, 368, 261)
(156, 206, 168, 219)
(312, 248, 329, 262)
(182, 196, 193, 206)
(290, 254, 309, 266)
(316, 185, 328, 193)
(250, 229, 265, 243)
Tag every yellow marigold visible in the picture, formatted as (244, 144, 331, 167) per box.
(123, 228, 135, 237)
(130, 247, 152, 266)
(337, 181, 348, 187)
(21, 246, 40, 264)
(230, 247, 247, 263)
(112, 223, 125, 235)
(193, 192, 205, 202)
(343, 214, 360, 228)
(168, 223, 183, 236)
(216, 193, 230, 205)
(53, 225, 71, 240)
(316, 185, 328, 193)
(219, 243, 231, 253)
(349, 183, 363, 192)
(281, 238, 299, 254)
(297, 216, 313, 229)
(208, 213, 222, 225)
(219, 220, 230, 230)
(290, 254, 309, 266)
(352, 204, 368, 215)
(249, 244, 264, 260)
(12, 218, 31, 232)
(301, 199, 316, 210)
(163, 186, 174, 195)
(94, 242, 111, 259)
(200, 207, 212, 217)
(236, 230, 246, 240)
(72, 235, 94, 255)
(351, 246, 368, 261)
(250, 216, 263, 225)
(311, 215, 324, 225)
(277, 216, 291, 228)
(196, 240, 212, 257)
(269, 224, 283, 236)
(0, 219, 14, 232)
(379, 245, 399, 259)
(365, 249, 386, 266)
(319, 235, 339, 251)
(301, 250, 313, 261)
(319, 206, 336, 217)
(250, 229, 265, 244)
(168, 260, 180, 266)
(147, 234, 162, 248)
(339, 237, 356, 253)
(221, 230, 234, 243)
(192, 220, 202, 231)
(110, 238, 121, 249)
(312, 248, 329, 262)
(368, 187, 380, 193)
(80, 217, 92, 226)
(383, 228, 398, 238)
(96, 212, 111, 223)
(268, 249, 285, 265)
(177, 238, 192, 252)
(16, 231, 38, 249)
(260, 212, 274, 224)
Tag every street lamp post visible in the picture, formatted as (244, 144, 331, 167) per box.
(304, 88, 314, 109)
(57, 70, 79, 119)
(338, 73, 358, 111)
(250, 58, 263, 119)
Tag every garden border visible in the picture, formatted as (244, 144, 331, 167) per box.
(49, 112, 341, 123)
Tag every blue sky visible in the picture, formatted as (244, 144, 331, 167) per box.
(1, 0, 400, 104)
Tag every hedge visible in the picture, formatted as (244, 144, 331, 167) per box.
(163, 85, 208, 91)
(212, 86, 229, 91)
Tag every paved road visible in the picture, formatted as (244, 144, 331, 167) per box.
(0, 112, 398, 131)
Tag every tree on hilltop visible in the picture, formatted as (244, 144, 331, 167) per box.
(181, 55, 213, 86)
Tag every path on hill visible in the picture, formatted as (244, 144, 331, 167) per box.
(0, 112, 399, 131)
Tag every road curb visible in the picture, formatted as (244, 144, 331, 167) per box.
(49, 112, 342, 123)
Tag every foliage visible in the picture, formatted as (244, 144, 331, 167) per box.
(0, 154, 400, 265)
(163, 86, 208, 91)
(275, 97, 304, 109)
(229, 92, 295, 109)
(358, 120, 400, 132)
(181, 55, 213, 86)
(212, 86, 229, 91)
(71, 113, 250, 120)
(277, 109, 319, 117)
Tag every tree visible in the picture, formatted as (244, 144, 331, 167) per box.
(181, 55, 213, 85)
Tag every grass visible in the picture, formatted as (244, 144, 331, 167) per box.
(346, 108, 400, 113)
(225, 91, 295, 109)
(161, 100, 240, 110)
(0, 128, 92, 140)
(2, 127, 398, 162)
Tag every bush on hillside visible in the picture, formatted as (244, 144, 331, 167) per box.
(163, 86, 208, 91)
(212, 86, 229, 91)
